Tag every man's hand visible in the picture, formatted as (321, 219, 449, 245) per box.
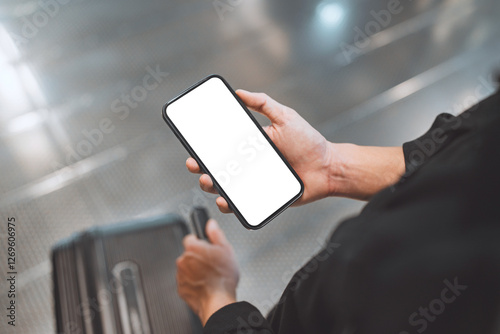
(186, 89, 336, 213)
(176, 219, 239, 326)
(186, 90, 406, 212)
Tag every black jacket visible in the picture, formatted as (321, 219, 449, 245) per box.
(204, 90, 500, 334)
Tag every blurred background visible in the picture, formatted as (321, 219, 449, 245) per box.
(0, 0, 499, 332)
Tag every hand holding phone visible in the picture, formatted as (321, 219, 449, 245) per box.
(185, 87, 336, 213)
(163, 75, 304, 229)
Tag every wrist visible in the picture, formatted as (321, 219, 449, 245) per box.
(199, 290, 237, 326)
(325, 142, 351, 198)
(326, 143, 405, 200)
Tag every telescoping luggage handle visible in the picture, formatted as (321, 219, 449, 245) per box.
(191, 206, 210, 242)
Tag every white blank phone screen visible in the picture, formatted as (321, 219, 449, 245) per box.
(166, 77, 302, 227)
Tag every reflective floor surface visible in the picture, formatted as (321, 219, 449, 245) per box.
(0, 0, 499, 332)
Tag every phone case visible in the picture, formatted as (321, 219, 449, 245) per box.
(162, 74, 304, 230)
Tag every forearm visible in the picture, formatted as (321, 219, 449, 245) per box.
(328, 143, 405, 201)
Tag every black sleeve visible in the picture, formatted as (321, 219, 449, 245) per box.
(203, 301, 274, 334)
(402, 112, 473, 176)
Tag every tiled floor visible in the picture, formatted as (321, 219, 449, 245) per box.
(0, 0, 499, 332)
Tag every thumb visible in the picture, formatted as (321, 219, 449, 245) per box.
(236, 89, 286, 126)
(206, 219, 229, 246)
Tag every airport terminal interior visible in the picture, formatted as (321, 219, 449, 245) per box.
(1, 0, 499, 332)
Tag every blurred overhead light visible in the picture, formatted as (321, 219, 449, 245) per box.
(316, 2, 345, 27)
(6, 110, 45, 134)
(0, 25, 20, 62)
(0, 24, 46, 123)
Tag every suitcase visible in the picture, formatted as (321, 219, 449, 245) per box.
(51, 214, 203, 334)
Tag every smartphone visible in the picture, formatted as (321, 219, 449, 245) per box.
(162, 75, 303, 230)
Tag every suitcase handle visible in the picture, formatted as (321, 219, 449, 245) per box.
(190, 206, 210, 242)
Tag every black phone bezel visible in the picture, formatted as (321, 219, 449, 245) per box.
(162, 74, 304, 230)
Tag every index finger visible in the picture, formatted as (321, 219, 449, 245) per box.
(182, 234, 210, 254)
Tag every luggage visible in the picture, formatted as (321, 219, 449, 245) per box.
(52, 214, 203, 334)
